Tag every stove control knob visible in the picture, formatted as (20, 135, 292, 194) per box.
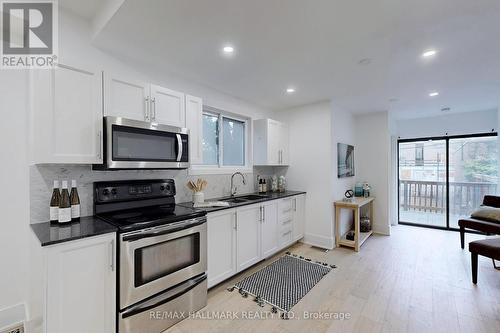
(102, 189, 110, 196)
(160, 185, 165, 191)
(111, 188, 117, 195)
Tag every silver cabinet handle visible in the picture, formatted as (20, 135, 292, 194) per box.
(151, 97, 156, 120)
(263, 206, 265, 223)
(97, 130, 102, 159)
(144, 96, 150, 121)
(234, 213, 238, 231)
(294, 198, 297, 212)
(109, 239, 115, 271)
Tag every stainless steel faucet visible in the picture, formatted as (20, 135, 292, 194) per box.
(230, 172, 246, 197)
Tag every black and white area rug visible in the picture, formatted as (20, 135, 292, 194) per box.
(229, 253, 336, 316)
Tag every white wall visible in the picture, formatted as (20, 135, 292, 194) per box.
(0, 71, 30, 312)
(354, 112, 391, 235)
(396, 109, 497, 139)
(331, 104, 356, 237)
(276, 102, 334, 249)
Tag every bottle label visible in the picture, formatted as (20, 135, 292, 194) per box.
(58, 208, 71, 223)
(71, 204, 80, 219)
(50, 207, 58, 221)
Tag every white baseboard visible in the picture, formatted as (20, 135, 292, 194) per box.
(302, 233, 334, 250)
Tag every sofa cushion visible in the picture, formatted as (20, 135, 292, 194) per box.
(458, 218, 500, 234)
(469, 238, 500, 260)
(471, 206, 500, 223)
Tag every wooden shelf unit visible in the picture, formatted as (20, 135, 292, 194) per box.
(334, 197, 374, 251)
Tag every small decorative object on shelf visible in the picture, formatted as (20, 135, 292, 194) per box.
(343, 189, 354, 202)
(271, 175, 278, 192)
(354, 182, 364, 197)
(360, 216, 371, 232)
(187, 178, 207, 204)
(363, 182, 371, 198)
(346, 230, 355, 241)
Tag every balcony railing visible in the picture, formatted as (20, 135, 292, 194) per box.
(399, 180, 497, 216)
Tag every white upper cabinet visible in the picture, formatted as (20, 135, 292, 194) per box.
(31, 63, 103, 164)
(185, 95, 203, 164)
(104, 73, 150, 121)
(261, 201, 279, 258)
(150, 84, 185, 127)
(253, 119, 290, 166)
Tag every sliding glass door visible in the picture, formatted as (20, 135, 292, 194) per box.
(399, 140, 447, 227)
(448, 136, 498, 228)
(398, 133, 497, 230)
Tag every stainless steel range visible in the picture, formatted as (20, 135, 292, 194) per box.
(94, 179, 207, 333)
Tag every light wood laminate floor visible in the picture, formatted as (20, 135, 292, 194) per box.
(166, 225, 500, 333)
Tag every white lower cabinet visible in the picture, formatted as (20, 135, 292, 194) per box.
(236, 204, 262, 271)
(207, 209, 237, 288)
(41, 233, 116, 333)
(292, 194, 306, 241)
(207, 194, 305, 288)
(261, 201, 279, 258)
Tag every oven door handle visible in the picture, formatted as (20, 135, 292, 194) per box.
(121, 273, 207, 319)
(122, 218, 206, 242)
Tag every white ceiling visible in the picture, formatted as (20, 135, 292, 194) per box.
(63, 0, 500, 116)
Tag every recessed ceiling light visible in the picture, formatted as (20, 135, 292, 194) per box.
(286, 87, 295, 94)
(222, 45, 234, 54)
(429, 91, 439, 97)
(422, 49, 437, 58)
(389, 98, 399, 103)
(358, 58, 372, 65)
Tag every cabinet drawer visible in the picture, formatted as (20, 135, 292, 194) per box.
(279, 199, 293, 213)
(279, 229, 293, 246)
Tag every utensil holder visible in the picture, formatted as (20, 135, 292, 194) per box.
(193, 192, 204, 204)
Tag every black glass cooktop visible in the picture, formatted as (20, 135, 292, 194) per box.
(96, 204, 206, 232)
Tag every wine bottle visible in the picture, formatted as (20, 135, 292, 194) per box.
(70, 180, 81, 221)
(58, 181, 71, 223)
(49, 180, 61, 222)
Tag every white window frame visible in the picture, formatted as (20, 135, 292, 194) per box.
(189, 106, 252, 175)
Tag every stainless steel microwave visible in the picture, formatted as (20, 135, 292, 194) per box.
(93, 116, 189, 170)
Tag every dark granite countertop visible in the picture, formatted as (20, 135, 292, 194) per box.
(177, 190, 306, 213)
(30, 216, 117, 247)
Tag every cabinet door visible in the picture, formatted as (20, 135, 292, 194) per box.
(267, 119, 280, 165)
(103, 73, 150, 121)
(31, 63, 103, 164)
(46, 234, 116, 333)
(279, 122, 289, 165)
(261, 201, 279, 258)
(236, 205, 262, 271)
(293, 195, 306, 241)
(207, 209, 237, 288)
(150, 84, 185, 127)
(185, 95, 203, 164)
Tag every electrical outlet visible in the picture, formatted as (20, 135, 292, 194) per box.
(0, 323, 24, 333)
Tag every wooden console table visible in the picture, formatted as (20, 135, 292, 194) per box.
(334, 197, 374, 251)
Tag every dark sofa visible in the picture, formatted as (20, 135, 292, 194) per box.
(458, 195, 500, 249)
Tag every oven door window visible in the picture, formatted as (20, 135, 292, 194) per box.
(134, 233, 200, 287)
(112, 125, 178, 162)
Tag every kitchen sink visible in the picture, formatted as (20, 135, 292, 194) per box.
(220, 194, 269, 204)
(236, 194, 269, 201)
(221, 198, 249, 204)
